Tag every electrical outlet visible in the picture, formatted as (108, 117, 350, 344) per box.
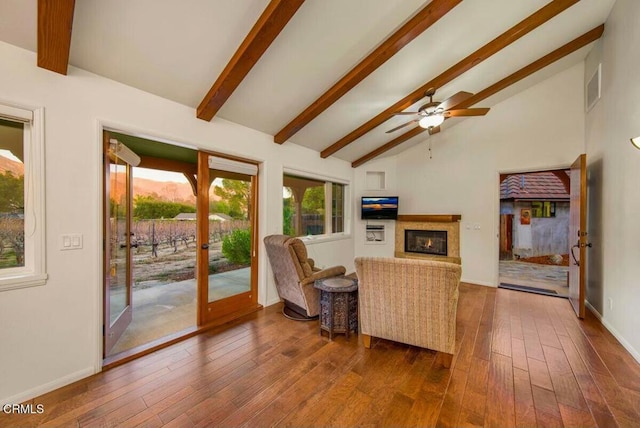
(608, 297, 613, 311)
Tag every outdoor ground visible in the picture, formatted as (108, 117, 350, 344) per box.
(499, 257, 569, 297)
(132, 241, 243, 289)
(517, 253, 570, 266)
(108, 239, 250, 356)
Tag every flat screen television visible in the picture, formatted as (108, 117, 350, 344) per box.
(361, 196, 399, 220)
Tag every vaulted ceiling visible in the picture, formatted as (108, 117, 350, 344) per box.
(0, 0, 615, 167)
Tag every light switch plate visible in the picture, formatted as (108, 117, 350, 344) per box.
(60, 233, 83, 250)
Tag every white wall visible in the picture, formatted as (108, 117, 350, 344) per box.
(394, 62, 586, 286)
(0, 41, 354, 403)
(584, 0, 640, 361)
(353, 157, 398, 258)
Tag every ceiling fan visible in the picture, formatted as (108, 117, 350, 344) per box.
(386, 88, 490, 134)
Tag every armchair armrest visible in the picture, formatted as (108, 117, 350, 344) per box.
(301, 265, 346, 286)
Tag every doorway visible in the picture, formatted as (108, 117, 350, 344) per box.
(103, 130, 260, 361)
(498, 169, 571, 298)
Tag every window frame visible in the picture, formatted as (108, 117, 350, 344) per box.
(0, 102, 47, 291)
(282, 168, 350, 240)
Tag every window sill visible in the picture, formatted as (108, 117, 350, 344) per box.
(0, 273, 48, 292)
(299, 233, 352, 245)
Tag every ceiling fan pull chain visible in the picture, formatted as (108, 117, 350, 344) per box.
(429, 139, 432, 159)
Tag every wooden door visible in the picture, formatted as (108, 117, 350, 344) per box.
(103, 133, 133, 355)
(196, 152, 260, 326)
(569, 154, 587, 318)
(500, 214, 513, 260)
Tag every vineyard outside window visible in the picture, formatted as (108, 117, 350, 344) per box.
(0, 104, 47, 291)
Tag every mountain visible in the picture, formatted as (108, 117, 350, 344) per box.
(109, 173, 195, 204)
(132, 176, 197, 204)
(0, 155, 24, 176)
(109, 173, 221, 205)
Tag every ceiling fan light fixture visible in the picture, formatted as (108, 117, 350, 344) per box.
(631, 136, 640, 150)
(419, 114, 445, 129)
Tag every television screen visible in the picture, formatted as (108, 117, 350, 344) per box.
(361, 196, 399, 220)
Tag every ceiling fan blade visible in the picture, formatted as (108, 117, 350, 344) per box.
(392, 111, 419, 116)
(428, 126, 441, 135)
(443, 107, 490, 117)
(386, 119, 419, 133)
(438, 91, 473, 111)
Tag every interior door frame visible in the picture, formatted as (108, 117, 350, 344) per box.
(102, 131, 133, 356)
(197, 151, 261, 326)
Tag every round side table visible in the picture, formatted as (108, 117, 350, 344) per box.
(314, 276, 358, 340)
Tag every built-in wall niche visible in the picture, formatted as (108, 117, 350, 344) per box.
(365, 171, 385, 190)
(365, 224, 385, 244)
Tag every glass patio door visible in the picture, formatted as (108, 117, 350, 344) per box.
(103, 133, 134, 355)
(197, 152, 259, 325)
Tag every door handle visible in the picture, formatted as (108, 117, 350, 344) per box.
(571, 240, 593, 266)
(571, 243, 580, 266)
(201, 244, 209, 249)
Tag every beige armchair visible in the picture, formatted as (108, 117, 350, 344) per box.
(355, 257, 461, 367)
(264, 235, 346, 319)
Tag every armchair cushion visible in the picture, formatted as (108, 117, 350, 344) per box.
(288, 238, 314, 278)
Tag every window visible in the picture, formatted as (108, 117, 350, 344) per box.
(531, 201, 556, 218)
(283, 173, 347, 237)
(0, 103, 46, 291)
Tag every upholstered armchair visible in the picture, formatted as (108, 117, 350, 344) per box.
(264, 235, 346, 319)
(355, 257, 461, 367)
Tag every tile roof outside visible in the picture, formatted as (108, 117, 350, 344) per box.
(500, 171, 570, 200)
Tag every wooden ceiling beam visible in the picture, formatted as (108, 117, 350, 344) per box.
(351, 24, 605, 168)
(273, 0, 462, 144)
(448, 25, 604, 111)
(37, 0, 76, 75)
(197, 0, 305, 121)
(324, 0, 579, 159)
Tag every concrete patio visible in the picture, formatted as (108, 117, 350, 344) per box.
(499, 260, 569, 297)
(109, 267, 250, 355)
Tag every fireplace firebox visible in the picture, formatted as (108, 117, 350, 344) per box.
(405, 230, 448, 256)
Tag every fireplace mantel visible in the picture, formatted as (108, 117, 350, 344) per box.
(395, 214, 461, 264)
(397, 214, 461, 223)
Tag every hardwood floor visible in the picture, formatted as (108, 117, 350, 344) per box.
(3, 283, 640, 427)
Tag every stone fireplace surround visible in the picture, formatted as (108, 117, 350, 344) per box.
(394, 215, 462, 265)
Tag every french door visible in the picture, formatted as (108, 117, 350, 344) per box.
(103, 133, 133, 355)
(103, 140, 260, 358)
(197, 152, 260, 325)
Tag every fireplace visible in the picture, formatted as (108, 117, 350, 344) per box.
(405, 230, 448, 256)
(395, 215, 460, 264)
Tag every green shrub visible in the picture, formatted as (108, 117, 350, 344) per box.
(222, 228, 251, 265)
